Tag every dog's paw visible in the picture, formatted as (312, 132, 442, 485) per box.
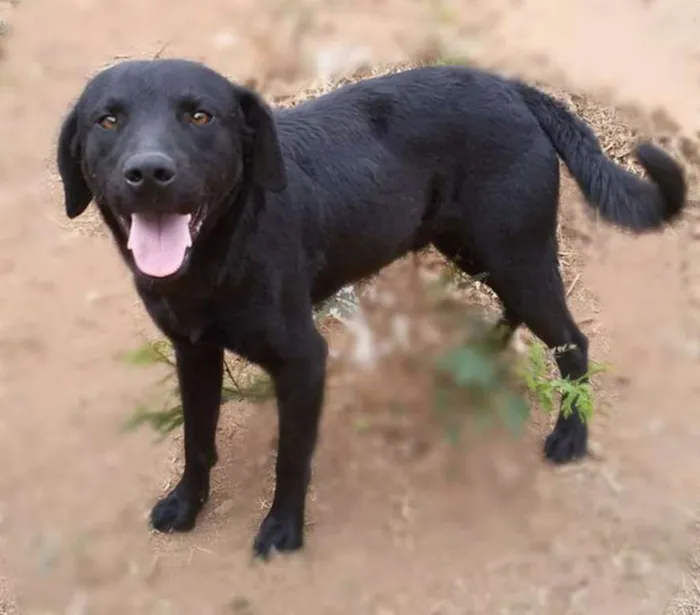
(150, 486, 205, 533)
(543, 419, 588, 464)
(252, 511, 304, 559)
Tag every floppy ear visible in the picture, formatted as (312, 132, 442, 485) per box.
(239, 89, 287, 193)
(57, 107, 93, 218)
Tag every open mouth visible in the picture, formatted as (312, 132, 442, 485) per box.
(123, 210, 205, 278)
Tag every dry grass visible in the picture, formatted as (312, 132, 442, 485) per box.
(670, 581, 700, 615)
(0, 577, 18, 615)
(0, 0, 14, 58)
(666, 545, 700, 615)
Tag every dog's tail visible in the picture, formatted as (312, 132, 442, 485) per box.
(516, 82, 686, 232)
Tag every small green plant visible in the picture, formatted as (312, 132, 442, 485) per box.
(518, 340, 608, 422)
(431, 55, 470, 67)
(433, 331, 608, 444)
(433, 321, 530, 442)
(121, 338, 173, 367)
(123, 402, 184, 438)
(121, 338, 274, 440)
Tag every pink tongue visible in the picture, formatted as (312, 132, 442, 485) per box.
(127, 213, 192, 277)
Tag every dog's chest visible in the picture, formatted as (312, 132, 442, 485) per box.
(148, 295, 219, 345)
(147, 293, 259, 351)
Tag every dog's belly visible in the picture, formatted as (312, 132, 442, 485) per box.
(310, 225, 422, 304)
(307, 181, 439, 302)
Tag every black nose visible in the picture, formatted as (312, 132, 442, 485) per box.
(123, 152, 176, 190)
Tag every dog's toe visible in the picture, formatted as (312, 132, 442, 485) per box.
(150, 488, 203, 533)
(252, 512, 303, 559)
(543, 420, 588, 464)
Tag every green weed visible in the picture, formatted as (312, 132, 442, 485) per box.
(434, 330, 607, 444)
(121, 338, 274, 439)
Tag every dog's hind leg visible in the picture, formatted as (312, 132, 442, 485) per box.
(433, 231, 522, 348)
(483, 240, 590, 464)
(435, 228, 589, 463)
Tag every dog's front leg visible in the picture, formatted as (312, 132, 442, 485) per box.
(253, 328, 328, 558)
(150, 341, 224, 533)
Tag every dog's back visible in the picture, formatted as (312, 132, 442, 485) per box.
(276, 66, 539, 178)
(273, 66, 684, 287)
(274, 66, 555, 297)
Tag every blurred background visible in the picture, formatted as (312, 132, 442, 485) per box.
(1, 0, 700, 613)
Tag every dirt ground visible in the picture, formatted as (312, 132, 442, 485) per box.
(1, 1, 700, 614)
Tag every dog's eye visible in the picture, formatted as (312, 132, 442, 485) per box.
(97, 114, 118, 130)
(188, 110, 213, 126)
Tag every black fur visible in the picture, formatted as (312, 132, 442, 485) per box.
(515, 83, 685, 229)
(56, 59, 687, 558)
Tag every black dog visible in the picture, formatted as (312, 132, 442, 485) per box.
(56, 59, 686, 557)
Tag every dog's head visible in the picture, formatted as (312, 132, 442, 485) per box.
(57, 59, 287, 281)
